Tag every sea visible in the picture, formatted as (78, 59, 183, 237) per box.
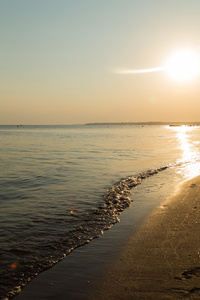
(1, 124, 200, 299)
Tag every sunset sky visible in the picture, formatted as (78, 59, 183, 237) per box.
(1, 0, 200, 125)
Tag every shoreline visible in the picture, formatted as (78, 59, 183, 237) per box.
(88, 176, 200, 299)
(12, 173, 199, 300)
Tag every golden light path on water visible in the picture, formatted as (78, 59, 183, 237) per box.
(171, 126, 200, 179)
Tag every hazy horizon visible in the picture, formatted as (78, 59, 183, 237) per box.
(1, 120, 200, 126)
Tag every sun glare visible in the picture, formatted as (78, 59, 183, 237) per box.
(166, 49, 200, 82)
(116, 47, 200, 83)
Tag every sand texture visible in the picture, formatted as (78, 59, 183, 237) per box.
(88, 176, 200, 299)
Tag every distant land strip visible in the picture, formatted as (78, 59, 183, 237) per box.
(85, 122, 200, 126)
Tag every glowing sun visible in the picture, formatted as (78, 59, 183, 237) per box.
(166, 49, 200, 82)
(115, 48, 200, 83)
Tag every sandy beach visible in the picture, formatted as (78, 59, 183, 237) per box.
(14, 175, 200, 300)
(88, 176, 200, 299)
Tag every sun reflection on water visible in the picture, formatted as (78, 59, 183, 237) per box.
(170, 126, 200, 179)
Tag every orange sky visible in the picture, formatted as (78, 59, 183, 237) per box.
(1, 1, 200, 124)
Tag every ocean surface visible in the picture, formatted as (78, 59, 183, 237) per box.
(1, 124, 200, 299)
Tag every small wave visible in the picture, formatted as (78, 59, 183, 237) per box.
(101, 166, 169, 216)
(8, 248, 32, 255)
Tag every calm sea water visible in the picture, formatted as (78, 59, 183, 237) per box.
(1, 124, 200, 299)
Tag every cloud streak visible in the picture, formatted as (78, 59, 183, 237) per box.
(115, 66, 167, 74)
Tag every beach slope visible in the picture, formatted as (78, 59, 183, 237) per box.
(89, 176, 200, 299)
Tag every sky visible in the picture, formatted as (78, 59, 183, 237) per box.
(1, 0, 200, 124)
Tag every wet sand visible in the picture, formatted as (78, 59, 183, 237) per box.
(14, 176, 200, 300)
(88, 176, 200, 299)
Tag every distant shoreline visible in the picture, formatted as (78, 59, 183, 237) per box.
(85, 122, 200, 126)
(1, 122, 200, 127)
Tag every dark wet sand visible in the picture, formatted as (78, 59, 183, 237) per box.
(14, 176, 200, 300)
(88, 176, 200, 299)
